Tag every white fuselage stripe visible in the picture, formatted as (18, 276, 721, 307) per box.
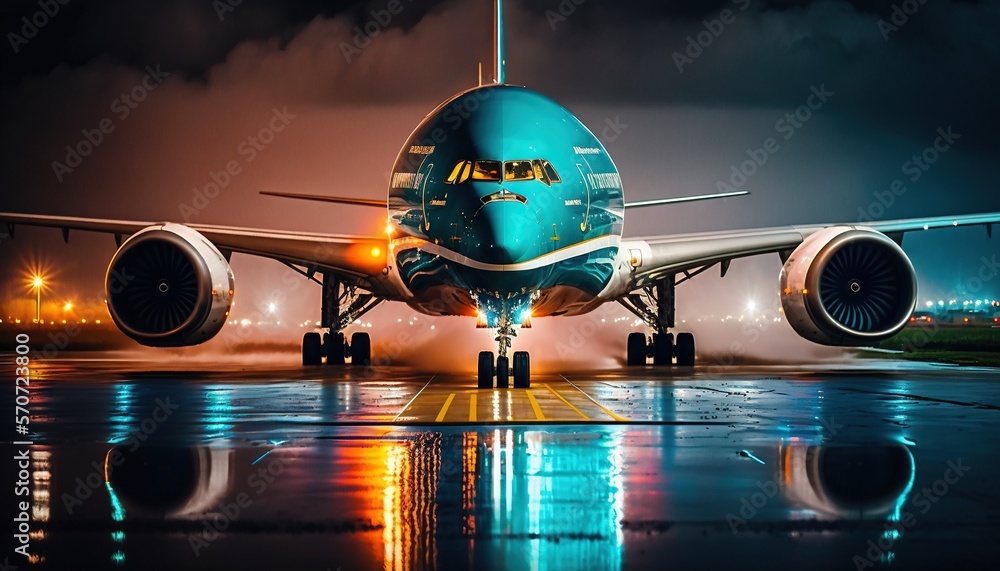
(391, 234, 620, 272)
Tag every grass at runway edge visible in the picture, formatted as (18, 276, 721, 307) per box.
(859, 326, 1000, 367)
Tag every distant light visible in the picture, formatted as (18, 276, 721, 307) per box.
(745, 300, 757, 313)
(267, 302, 277, 314)
(938, 300, 944, 306)
(923, 224, 929, 230)
(953, 221, 958, 226)
(925, 301, 934, 308)
(32, 276, 44, 288)
(63, 301, 73, 311)
(95, 319, 101, 324)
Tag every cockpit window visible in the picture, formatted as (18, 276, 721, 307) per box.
(446, 159, 560, 185)
(504, 160, 535, 181)
(445, 160, 473, 184)
(532, 159, 561, 186)
(472, 160, 502, 181)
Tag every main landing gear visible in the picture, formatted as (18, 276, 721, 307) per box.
(477, 306, 531, 389)
(301, 271, 382, 366)
(620, 274, 697, 367)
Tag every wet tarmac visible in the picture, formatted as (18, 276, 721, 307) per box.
(5, 354, 1000, 570)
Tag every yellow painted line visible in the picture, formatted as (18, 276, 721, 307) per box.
(435, 393, 456, 422)
(525, 390, 545, 420)
(542, 383, 589, 420)
(469, 393, 477, 422)
(559, 374, 630, 422)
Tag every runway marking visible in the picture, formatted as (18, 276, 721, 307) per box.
(393, 374, 437, 422)
(393, 375, 627, 423)
(526, 390, 546, 420)
(559, 374, 630, 422)
(436, 393, 456, 422)
(542, 383, 590, 420)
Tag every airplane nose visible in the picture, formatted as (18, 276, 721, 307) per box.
(471, 199, 535, 265)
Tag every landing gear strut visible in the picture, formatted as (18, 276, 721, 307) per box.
(620, 274, 697, 367)
(476, 304, 531, 389)
(301, 271, 382, 366)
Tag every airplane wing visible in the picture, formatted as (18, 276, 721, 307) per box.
(626, 211, 1000, 286)
(0, 212, 391, 292)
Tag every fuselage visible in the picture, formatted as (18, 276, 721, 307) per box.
(386, 85, 625, 322)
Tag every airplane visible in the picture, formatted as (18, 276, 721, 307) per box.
(3, 0, 999, 389)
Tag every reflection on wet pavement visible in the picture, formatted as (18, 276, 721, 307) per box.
(8, 357, 1000, 569)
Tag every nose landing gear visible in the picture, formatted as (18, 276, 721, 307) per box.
(476, 304, 531, 389)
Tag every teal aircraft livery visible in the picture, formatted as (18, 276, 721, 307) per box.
(3, 0, 999, 388)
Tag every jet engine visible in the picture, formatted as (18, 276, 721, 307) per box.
(780, 226, 916, 346)
(105, 223, 234, 346)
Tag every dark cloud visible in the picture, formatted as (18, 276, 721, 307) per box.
(1, 0, 997, 322)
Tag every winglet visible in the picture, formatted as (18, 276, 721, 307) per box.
(624, 190, 749, 209)
(494, 0, 505, 84)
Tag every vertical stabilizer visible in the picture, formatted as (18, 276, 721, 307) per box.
(494, 0, 505, 84)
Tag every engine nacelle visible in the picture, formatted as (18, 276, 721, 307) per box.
(106, 223, 234, 347)
(780, 226, 916, 346)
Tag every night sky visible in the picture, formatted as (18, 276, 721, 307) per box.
(1, 0, 998, 334)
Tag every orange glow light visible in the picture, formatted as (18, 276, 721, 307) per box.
(371, 247, 382, 258)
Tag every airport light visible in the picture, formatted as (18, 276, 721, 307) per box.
(31, 275, 44, 324)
